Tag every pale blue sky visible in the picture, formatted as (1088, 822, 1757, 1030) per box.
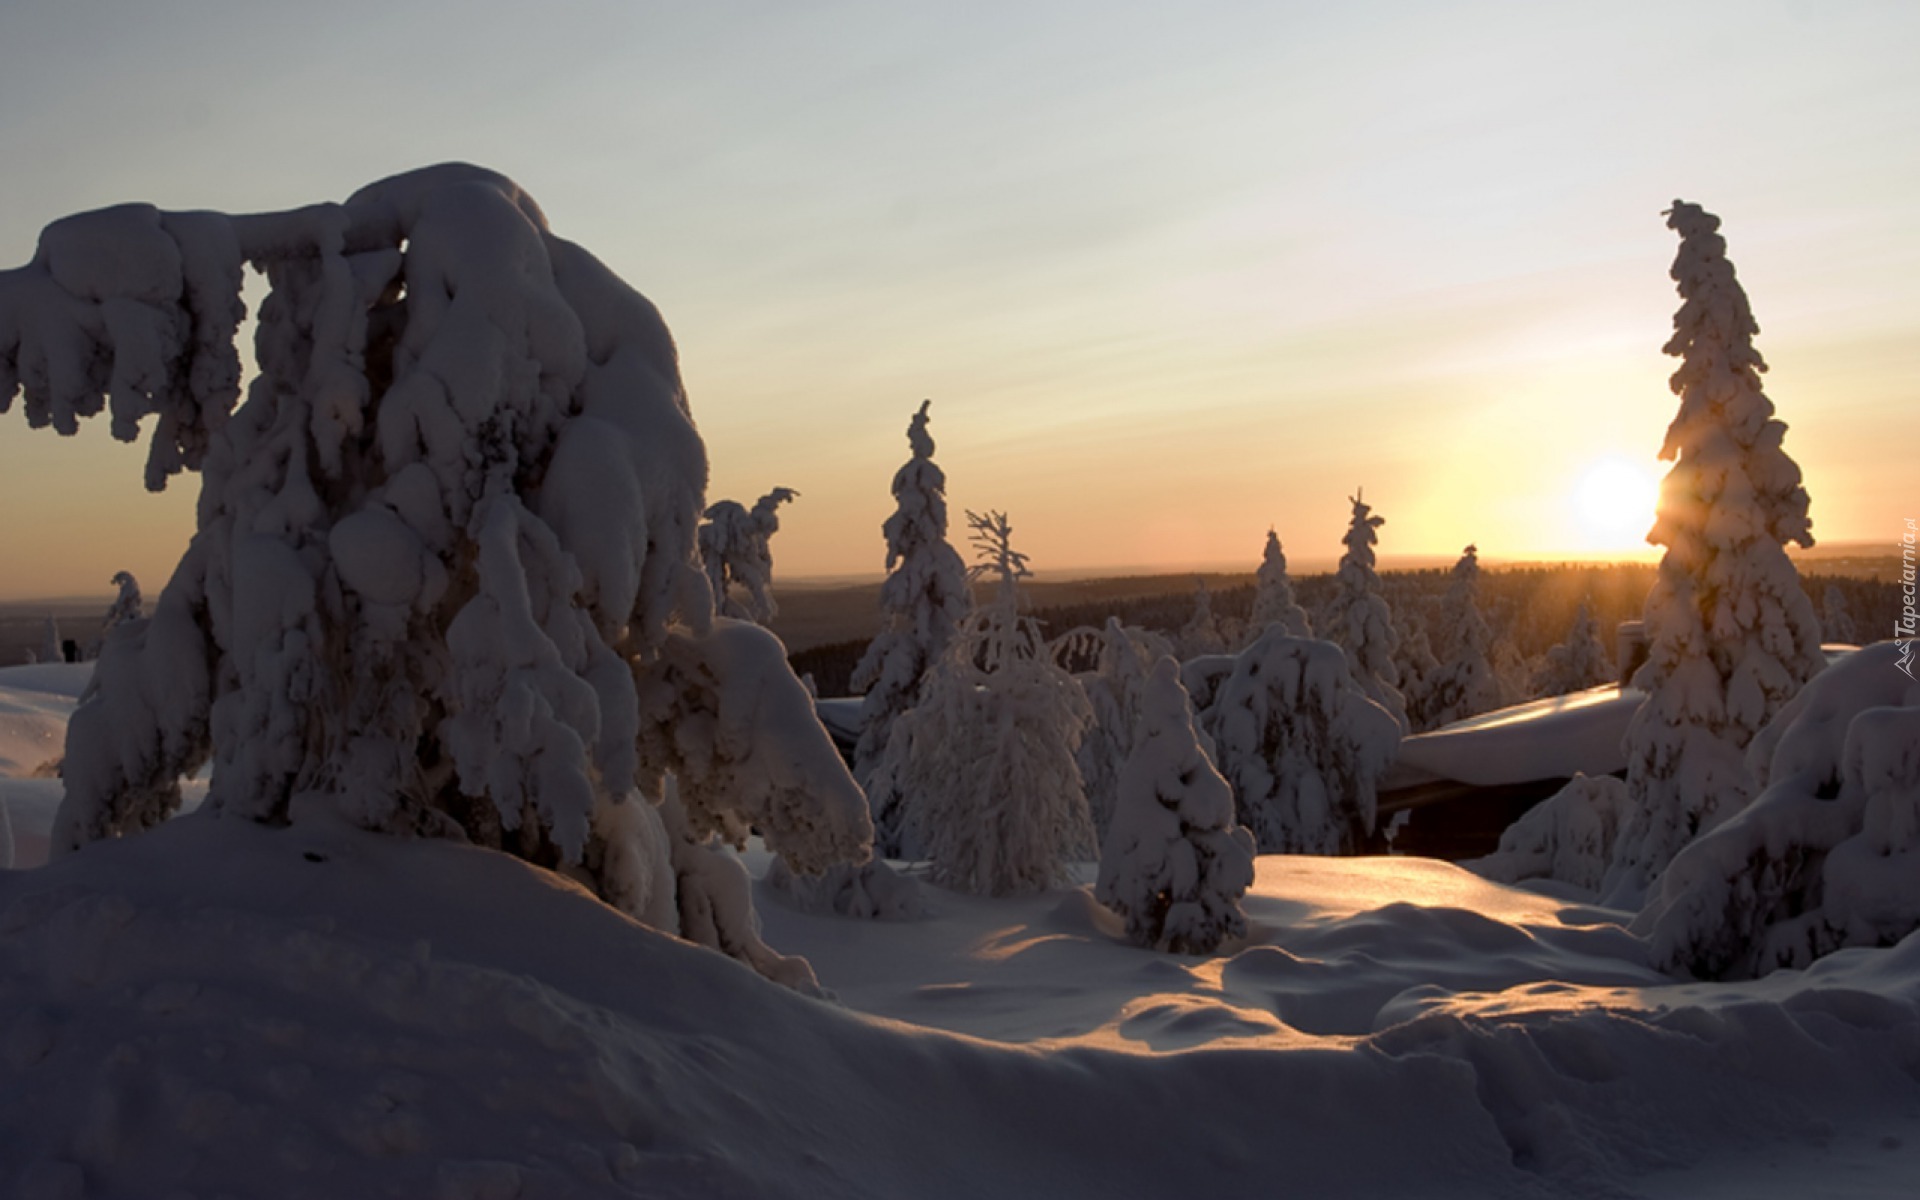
(1, 1, 1914, 596)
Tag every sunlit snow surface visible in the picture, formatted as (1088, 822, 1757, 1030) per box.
(4, 665, 1920, 1198)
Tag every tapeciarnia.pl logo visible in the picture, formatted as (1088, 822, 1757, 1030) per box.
(1898, 517, 1916, 680)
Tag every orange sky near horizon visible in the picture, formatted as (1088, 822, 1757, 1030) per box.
(0, 1, 1913, 602)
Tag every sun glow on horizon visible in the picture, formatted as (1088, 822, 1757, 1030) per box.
(1569, 456, 1661, 553)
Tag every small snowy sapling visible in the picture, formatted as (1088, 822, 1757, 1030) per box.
(1097, 656, 1256, 954)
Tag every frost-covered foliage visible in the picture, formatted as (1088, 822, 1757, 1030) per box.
(1248, 529, 1312, 643)
(1323, 491, 1409, 732)
(1097, 656, 1255, 954)
(1821, 585, 1858, 646)
(1608, 202, 1826, 908)
(699, 486, 798, 624)
(870, 511, 1095, 894)
(1393, 606, 1443, 731)
(850, 400, 971, 853)
(1466, 774, 1631, 895)
(1532, 600, 1614, 697)
(1425, 545, 1502, 727)
(0, 165, 869, 984)
(84, 570, 145, 660)
(1195, 628, 1401, 854)
(1177, 578, 1232, 659)
(1074, 618, 1180, 841)
(1638, 643, 1920, 979)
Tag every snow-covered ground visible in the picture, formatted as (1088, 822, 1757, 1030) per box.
(4, 665, 1919, 1197)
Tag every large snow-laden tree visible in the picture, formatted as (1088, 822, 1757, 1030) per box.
(699, 486, 798, 624)
(1196, 628, 1402, 854)
(1097, 656, 1256, 954)
(1424, 545, 1502, 728)
(1605, 201, 1825, 908)
(849, 399, 971, 854)
(1323, 491, 1410, 732)
(1636, 642, 1920, 979)
(0, 164, 871, 985)
(870, 511, 1095, 894)
(1247, 528, 1313, 644)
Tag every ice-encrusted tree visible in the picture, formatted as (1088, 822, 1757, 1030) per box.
(698, 486, 798, 624)
(1097, 656, 1256, 954)
(0, 164, 871, 986)
(1247, 529, 1312, 643)
(1637, 642, 1920, 979)
(1424, 545, 1502, 727)
(1605, 201, 1825, 907)
(870, 511, 1095, 894)
(1323, 491, 1409, 732)
(1532, 599, 1614, 697)
(1195, 628, 1402, 854)
(849, 399, 971, 853)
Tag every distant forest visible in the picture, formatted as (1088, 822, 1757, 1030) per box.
(791, 563, 1901, 702)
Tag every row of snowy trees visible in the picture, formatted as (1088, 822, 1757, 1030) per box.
(833, 401, 1409, 951)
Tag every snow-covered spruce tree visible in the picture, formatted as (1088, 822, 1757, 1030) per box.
(698, 486, 798, 624)
(849, 399, 971, 854)
(1177, 578, 1231, 659)
(1247, 528, 1312, 644)
(870, 510, 1095, 894)
(1636, 642, 1920, 979)
(1821, 584, 1858, 646)
(1603, 201, 1825, 908)
(1424, 545, 1502, 727)
(1531, 598, 1614, 697)
(1465, 773, 1632, 895)
(1195, 627, 1401, 854)
(1322, 491, 1409, 732)
(1097, 655, 1256, 954)
(0, 165, 870, 986)
(87, 570, 144, 658)
(1391, 605, 1443, 731)
(1074, 617, 1180, 843)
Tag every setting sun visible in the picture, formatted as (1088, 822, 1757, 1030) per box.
(1570, 456, 1661, 551)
